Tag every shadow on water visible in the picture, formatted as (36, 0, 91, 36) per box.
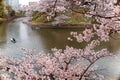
(37, 29, 120, 53)
(36, 29, 84, 50)
(0, 23, 7, 44)
(100, 34, 120, 53)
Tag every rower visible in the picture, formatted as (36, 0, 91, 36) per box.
(11, 38, 16, 43)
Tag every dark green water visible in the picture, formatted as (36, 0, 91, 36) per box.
(0, 17, 120, 79)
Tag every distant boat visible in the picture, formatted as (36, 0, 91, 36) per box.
(11, 38, 16, 43)
(32, 27, 40, 30)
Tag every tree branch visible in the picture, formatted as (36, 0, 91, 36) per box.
(79, 54, 110, 80)
(79, 62, 94, 80)
(69, 7, 120, 19)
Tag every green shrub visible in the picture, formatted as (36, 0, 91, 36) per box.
(32, 11, 41, 21)
(0, 1, 6, 18)
(16, 11, 25, 17)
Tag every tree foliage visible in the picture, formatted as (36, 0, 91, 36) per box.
(0, 0, 6, 18)
(6, 6, 15, 17)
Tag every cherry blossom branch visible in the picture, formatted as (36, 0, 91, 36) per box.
(79, 62, 94, 80)
(52, 0, 58, 17)
(115, 0, 120, 5)
(49, 74, 55, 80)
(70, 8, 120, 19)
(79, 54, 111, 80)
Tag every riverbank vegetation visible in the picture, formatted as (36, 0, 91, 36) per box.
(28, 1, 100, 27)
(15, 11, 25, 17)
(0, 0, 7, 23)
(0, 0, 25, 23)
(31, 10, 94, 26)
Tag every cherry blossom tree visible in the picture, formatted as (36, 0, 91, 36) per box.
(23, 0, 120, 27)
(38, 0, 68, 20)
(0, 28, 114, 80)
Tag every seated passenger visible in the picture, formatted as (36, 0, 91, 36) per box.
(11, 38, 16, 43)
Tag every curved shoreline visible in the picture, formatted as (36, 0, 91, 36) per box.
(31, 23, 93, 29)
(0, 17, 16, 24)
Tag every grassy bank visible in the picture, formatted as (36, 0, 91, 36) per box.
(31, 22, 93, 29)
(0, 18, 7, 23)
(31, 14, 94, 28)
(31, 11, 96, 29)
(0, 16, 16, 24)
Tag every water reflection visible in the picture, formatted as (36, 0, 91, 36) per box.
(0, 23, 7, 43)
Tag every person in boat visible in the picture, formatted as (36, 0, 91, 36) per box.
(11, 38, 16, 43)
